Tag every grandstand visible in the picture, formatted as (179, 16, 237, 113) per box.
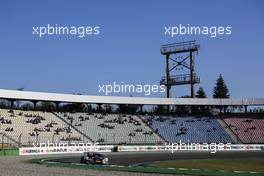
(222, 113, 264, 144)
(0, 108, 264, 147)
(55, 112, 163, 144)
(1, 107, 264, 146)
(0, 109, 85, 146)
(142, 116, 234, 143)
(0, 89, 264, 147)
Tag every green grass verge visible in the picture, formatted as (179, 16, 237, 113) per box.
(147, 158, 264, 172)
(30, 158, 264, 176)
(0, 148, 19, 156)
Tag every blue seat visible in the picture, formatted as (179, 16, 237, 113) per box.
(149, 116, 233, 143)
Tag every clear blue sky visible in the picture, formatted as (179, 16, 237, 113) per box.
(0, 0, 263, 98)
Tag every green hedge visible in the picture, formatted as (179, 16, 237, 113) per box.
(0, 148, 19, 156)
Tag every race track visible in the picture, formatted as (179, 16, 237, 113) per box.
(1, 151, 263, 176)
(47, 151, 264, 166)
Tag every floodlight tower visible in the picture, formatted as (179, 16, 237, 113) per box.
(160, 41, 200, 98)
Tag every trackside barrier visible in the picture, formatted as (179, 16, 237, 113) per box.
(19, 144, 264, 155)
(19, 145, 114, 155)
(117, 144, 264, 152)
(229, 144, 264, 151)
(117, 145, 168, 152)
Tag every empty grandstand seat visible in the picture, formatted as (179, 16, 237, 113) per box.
(143, 116, 234, 143)
(0, 109, 85, 146)
(223, 116, 264, 144)
(55, 112, 163, 144)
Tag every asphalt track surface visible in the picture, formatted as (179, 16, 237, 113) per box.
(1, 151, 263, 176)
(48, 151, 264, 166)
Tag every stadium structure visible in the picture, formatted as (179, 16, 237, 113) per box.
(0, 42, 264, 176)
(0, 88, 264, 146)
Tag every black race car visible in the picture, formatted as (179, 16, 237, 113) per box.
(80, 152, 109, 165)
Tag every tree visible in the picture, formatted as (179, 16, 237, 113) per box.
(40, 102, 56, 111)
(213, 74, 230, 113)
(61, 103, 84, 112)
(116, 95, 139, 114)
(103, 104, 113, 113)
(196, 87, 207, 98)
(153, 105, 167, 115)
(175, 95, 192, 114)
(117, 104, 139, 114)
(213, 74, 230, 98)
(195, 87, 209, 114)
(16, 87, 24, 108)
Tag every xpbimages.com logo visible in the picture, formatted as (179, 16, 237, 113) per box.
(98, 82, 166, 96)
(32, 24, 100, 38)
(164, 24, 232, 38)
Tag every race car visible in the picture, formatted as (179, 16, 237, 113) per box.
(80, 152, 109, 165)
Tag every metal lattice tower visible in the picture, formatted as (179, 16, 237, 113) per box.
(160, 40, 200, 98)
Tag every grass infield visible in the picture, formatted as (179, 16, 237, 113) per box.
(146, 158, 264, 172)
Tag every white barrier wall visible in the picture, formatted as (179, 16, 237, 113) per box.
(19, 145, 114, 155)
(117, 144, 264, 153)
(19, 144, 264, 155)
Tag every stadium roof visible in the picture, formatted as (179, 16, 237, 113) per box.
(0, 89, 263, 106)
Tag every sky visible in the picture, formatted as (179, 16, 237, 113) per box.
(0, 0, 263, 98)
